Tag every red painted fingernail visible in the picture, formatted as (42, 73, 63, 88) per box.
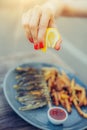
(55, 42, 61, 51)
(39, 42, 44, 48)
(56, 45, 61, 50)
(29, 38, 34, 43)
(34, 43, 39, 50)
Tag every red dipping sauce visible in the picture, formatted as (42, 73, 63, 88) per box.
(49, 108, 66, 120)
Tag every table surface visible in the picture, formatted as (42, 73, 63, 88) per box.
(0, 50, 83, 130)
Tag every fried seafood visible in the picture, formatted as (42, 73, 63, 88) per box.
(14, 66, 87, 118)
(14, 67, 51, 111)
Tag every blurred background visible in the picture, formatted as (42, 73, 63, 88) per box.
(0, 0, 87, 84)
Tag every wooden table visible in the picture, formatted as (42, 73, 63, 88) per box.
(0, 50, 75, 130)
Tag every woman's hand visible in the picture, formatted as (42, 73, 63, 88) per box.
(22, 0, 65, 50)
(22, 0, 87, 50)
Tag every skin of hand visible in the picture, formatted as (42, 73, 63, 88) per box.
(22, 0, 87, 50)
(22, 0, 64, 50)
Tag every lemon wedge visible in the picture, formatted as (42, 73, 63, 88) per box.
(41, 28, 61, 52)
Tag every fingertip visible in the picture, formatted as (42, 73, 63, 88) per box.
(29, 38, 34, 43)
(34, 43, 39, 50)
(39, 41, 44, 49)
(55, 45, 61, 51)
(55, 41, 62, 51)
(38, 28, 47, 50)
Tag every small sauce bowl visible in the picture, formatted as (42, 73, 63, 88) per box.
(47, 107, 68, 125)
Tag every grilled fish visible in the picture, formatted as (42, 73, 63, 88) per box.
(14, 66, 51, 111)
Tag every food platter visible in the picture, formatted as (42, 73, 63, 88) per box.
(3, 62, 87, 130)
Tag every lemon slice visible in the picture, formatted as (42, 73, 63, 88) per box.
(41, 28, 61, 52)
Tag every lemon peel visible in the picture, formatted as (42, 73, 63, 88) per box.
(41, 28, 61, 52)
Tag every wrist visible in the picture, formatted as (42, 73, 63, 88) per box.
(58, 0, 71, 16)
(43, 0, 65, 18)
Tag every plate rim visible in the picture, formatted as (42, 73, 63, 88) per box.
(3, 62, 87, 130)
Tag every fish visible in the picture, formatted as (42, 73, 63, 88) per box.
(14, 66, 51, 111)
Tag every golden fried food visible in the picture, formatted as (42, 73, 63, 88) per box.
(15, 66, 87, 117)
(73, 99, 87, 118)
(44, 68, 87, 118)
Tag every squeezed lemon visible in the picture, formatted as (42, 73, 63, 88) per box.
(41, 28, 61, 52)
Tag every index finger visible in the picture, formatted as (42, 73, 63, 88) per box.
(38, 10, 52, 42)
